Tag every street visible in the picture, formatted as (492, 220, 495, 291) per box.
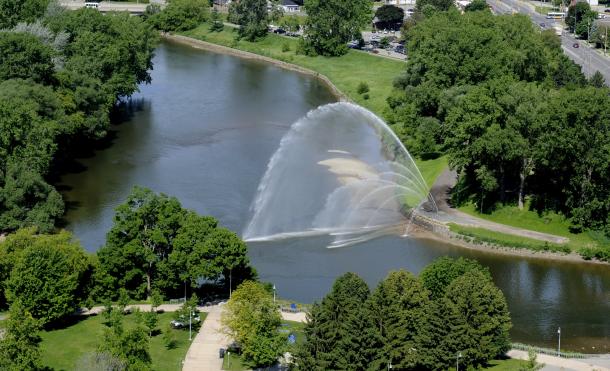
(488, 0, 610, 82)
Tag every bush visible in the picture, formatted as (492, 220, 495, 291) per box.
(362, 93, 369, 100)
(281, 42, 291, 52)
(356, 81, 370, 94)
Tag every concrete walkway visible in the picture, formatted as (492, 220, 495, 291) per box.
(182, 304, 229, 371)
(508, 350, 610, 371)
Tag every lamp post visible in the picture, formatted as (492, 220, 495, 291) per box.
(387, 361, 392, 370)
(273, 284, 276, 304)
(456, 352, 462, 371)
(557, 327, 561, 357)
(189, 310, 192, 341)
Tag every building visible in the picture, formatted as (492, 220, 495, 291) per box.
(384, 0, 416, 5)
(281, 0, 300, 12)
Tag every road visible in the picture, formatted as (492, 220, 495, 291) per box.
(59, 1, 150, 14)
(488, 0, 610, 81)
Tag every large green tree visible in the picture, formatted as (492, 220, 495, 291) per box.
(375, 5, 405, 31)
(303, 0, 372, 56)
(222, 281, 285, 367)
(229, 0, 269, 41)
(0, 0, 49, 29)
(148, 0, 209, 32)
(0, 32, 55, 84)
(4, 229, 94, 325)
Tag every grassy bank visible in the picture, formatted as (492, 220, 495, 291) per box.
(40, 312, 203, 370)
(416, 155, 448, 189)
(180, 24, 405, 117)
(457, 202, 600, 249)
(448, 223, 573, 254)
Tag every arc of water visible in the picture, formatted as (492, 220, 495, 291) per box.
(378, 170, 430, 197)
(388, 161, 431, 196)
(340, 182, 421, 232)
(362, 192, 411, 229)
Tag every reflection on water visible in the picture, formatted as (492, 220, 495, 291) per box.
(60, 40, 610, 352)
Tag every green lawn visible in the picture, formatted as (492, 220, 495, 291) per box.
(457, 202, 600, 250)
(416, 155, 448, 190)
(486, 358, 528, 370)
(180, 25, 406, 117)
(40, 312, 204, 371)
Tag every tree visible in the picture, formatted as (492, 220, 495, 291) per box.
(279, 15, 301, 32)
(148, 0, 209, 32)
(0, 301, 43, 371)
(375, 5, 405, 31)
(99, 186, 185, 299)
(415, 0, 455, 11)
(229, 0, 269, 41)
(0, 0, 49, 29)
(294, 272, 379, 369)
(4, 229, 94, 325)
(368, 270, 430, 370)
(589, 71, 605, 87)
(99, 313, 151, 369)
(0, 32, 55, 84)
(419, 257, 490, 299)
(566, 2, 592, 33)
(442, 270, 512, 368)
(465, 0, 488, 12)
(303, 0, 372, 56)
(209, 8, 224, 32)
(519, 350, 544, 371)
(222, 281, 285, 368)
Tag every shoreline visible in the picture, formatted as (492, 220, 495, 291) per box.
(164, 33, 608, 267)
(161, 33, 349, 102)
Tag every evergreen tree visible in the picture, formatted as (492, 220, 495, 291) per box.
(0, 301, 43, 371)
(419, 257, 490, 299)
(368, 270, 429, 370)
(589, 71, 605, 88)
(210, 8, 224, 32)
(295, 272, 379, 370)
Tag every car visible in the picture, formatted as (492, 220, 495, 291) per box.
(605, 8, 610, 13)
(573, 42, 579, 48)
(539, 22, 546, 28)
(273, 28, 286, 34)
(170, 319, 185, 329)
(394, 45, 405, 54)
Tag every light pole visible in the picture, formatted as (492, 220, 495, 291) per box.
(189, 310, 192, 341)
(273, 284, 276, 304)
(456, 352, 462, 371)
(557, 327, 561, 357)
(229, 268, 232, 299)
(387, 361, 392, 370)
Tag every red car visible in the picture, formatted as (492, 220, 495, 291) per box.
(573, 43, 580, 48)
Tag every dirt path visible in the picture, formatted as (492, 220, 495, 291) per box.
(422, 168, 569, 244)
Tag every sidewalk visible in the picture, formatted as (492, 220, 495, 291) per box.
(182, 304, 229, 371)
(508, 350, 610, 371)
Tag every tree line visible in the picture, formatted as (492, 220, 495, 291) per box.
(0, 0, 156, 234)
(0, 187, 254, 369)
(389, 8, 610, 254)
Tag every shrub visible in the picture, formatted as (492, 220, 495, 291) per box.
(362, 93, 370, 100)
(357, 81, 370, 94)
(281, 42, 291, 52)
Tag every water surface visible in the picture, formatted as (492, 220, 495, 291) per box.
(61, 40, 610, 353)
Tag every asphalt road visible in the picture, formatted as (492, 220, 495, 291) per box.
(488, 0, 610, 82)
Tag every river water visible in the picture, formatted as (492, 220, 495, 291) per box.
(60, 40, 610, 353)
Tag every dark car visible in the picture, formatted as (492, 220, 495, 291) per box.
(394, 45, 405, 54)
(573, 42, 579, 48)
(273, 28, 286, 34)
(605, 8, 610, 13)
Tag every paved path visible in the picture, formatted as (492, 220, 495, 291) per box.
(508, 350, 610, 371)
(420, 168, 569, 244)
(182, 304, 229, 371)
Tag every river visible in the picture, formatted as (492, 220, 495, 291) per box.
(59, 40, 610, 353)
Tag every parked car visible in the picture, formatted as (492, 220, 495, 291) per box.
(573, 42, 579, 48)
(394, 45, 405, 54)
(605, 8, 610, 13)
(273, 28, 286, 34)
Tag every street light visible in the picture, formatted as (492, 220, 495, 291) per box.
(557, 327, 561, 357)
(387, 360, 392, 370)
(456, 352, 462, 371)
(189, 310, 193, 341)
(273, 284, 276, 304)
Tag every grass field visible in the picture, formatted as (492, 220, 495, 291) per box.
(487, 358, 528, 370)
(181, 25, 406, 117)
(40, 311, 204, 371)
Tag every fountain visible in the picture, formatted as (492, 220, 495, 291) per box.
(243, 102, 435, 247)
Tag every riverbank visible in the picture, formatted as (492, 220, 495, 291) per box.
(173, 24, 406, 116)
